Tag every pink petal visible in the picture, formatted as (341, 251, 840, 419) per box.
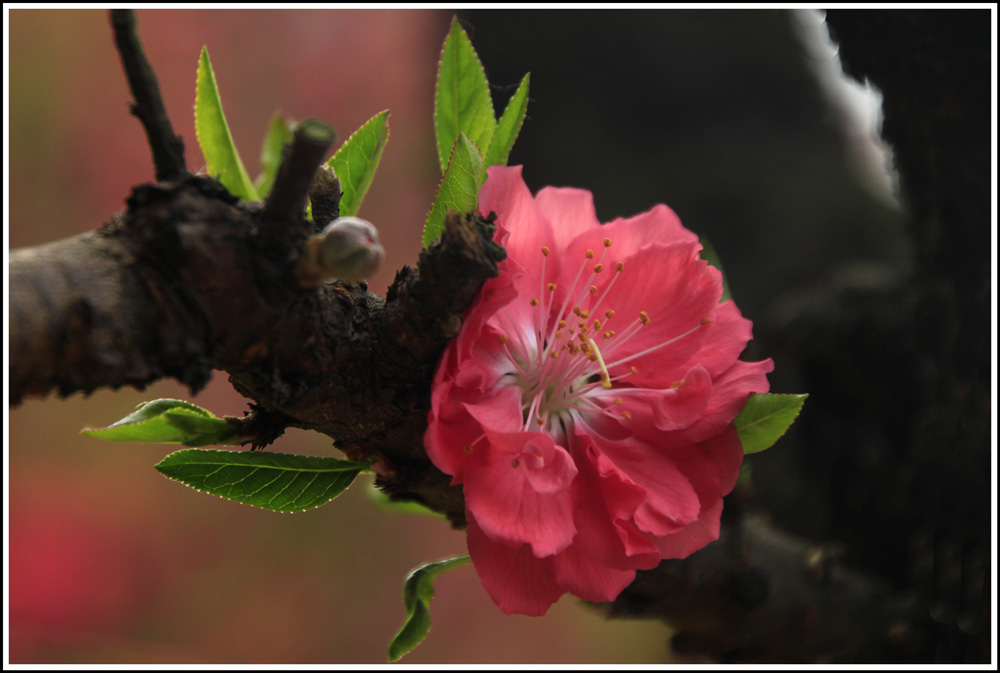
(550, 544, 638, 604)
(424, 376, 476, 480)
(663, 358, 774, 447)
(698, 424, 745, 497)
(590, 243, 722, 380)
(425, 349, 492, 480)
(462, 429, 578, 557)
(646, 364, 712, 431)
(463, 385, 525, 435)
(467, 514, 564, 616)
(479, 165, 557, 282)
(570, 443, 661, 570)
(534, 186, 601, 249)
(563, 203, 699, 266)
(578, 423, 701, 536)
(652, 498, 724, 559)
(683, 300, 755, 379)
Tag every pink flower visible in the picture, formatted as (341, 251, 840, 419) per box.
(425, 165, 773, 615)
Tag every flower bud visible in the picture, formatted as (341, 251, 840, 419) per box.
(296, 216, 384, 286)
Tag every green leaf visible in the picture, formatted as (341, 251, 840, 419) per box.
(482, 72, 530, 177)
(422, 132, 483, 247)
(434, 17, 495, 174)
(735, 393, 808, 454)
(82, 399, 239, 447)
(699, 238, 733, 302)
(254, 113, 295, 198)
(195, 46, 258, 202)
(387, 556, 471, 662)
(328, 110, 390, 217)
(366, 480, 446, 520)
(155, 449, 369, 513)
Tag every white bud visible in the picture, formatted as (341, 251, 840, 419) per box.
(296, 216, 385, 287)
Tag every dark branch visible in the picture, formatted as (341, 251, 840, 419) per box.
(261, 119, 336, 242)
(604, 513, 937, 663)
(110, 9, 186, 181)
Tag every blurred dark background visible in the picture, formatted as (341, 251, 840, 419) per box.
(8, 8, 992, 663)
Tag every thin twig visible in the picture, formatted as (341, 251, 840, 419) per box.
(110, 9, 186, 181)
(261, 119, 336, 242)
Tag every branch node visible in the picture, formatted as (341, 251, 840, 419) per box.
(309, 165, 342, 229)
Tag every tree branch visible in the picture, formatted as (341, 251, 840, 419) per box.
(261, 119, 336, 243)
(603, 508, 938, 662)
(110, 9, 186, 181)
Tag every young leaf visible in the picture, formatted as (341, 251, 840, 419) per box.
(735, 393, 808, 454)
(482, 72, 530, 176)
(82, 399, 239, 447)
(195, 46, 258, 202)
(254, 113, 295, 198)
(328, 110, 390, 217)
(434, 17, 495, 174)
(422, 133, 483, 247)
(155, 449, 369, 513)
(387, 556, 471, 662)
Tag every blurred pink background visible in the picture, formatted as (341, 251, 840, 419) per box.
(7, 9, 670, 664)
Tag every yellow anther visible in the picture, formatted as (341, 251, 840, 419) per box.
(573, 306, 582, 316)
(622, 410, 632, 419)
(580, 309, 590, 318)
(585, 249, 594, 259)
(558, 320, 567, 328)
(548, 283, 557, 291)
(639, 311, 650, 325)
(630, 366, 638, 374)
(498, 334, 509, 344)
(701, 316, 712, 325)
(604, 330, 615, 338)
(670, 380, 684, 390)
(555, 330, 564, 339)
(589, 285, 598, 295)
(616, 262, 624, 272)
(463, 445, 474, 454)
(603, 238, 612, 247)
(593, 263, 603, 273)
(536, 418, 546, 426)
(587, 337, 614, 389)
(605, 310, 615, 318)
(614, 398, 624, 406)
(512, 458, 521, 467)
(530, 298, 539, 307)
(541, 246, 550, 256)
(592, 318, 602, 328)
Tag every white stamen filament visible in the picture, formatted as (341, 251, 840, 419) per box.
(495, 237, 707, 436)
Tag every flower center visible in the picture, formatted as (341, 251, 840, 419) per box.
(494, 238, 710, 442)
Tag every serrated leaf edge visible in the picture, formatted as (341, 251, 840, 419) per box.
(155, 449, 369, 513)
(329, 109, 391, 217)
(434, 17, 495, 174)
(735, 393, 808, 454)
(422, 132, 483, 247)
(194, 46, 258, 202)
